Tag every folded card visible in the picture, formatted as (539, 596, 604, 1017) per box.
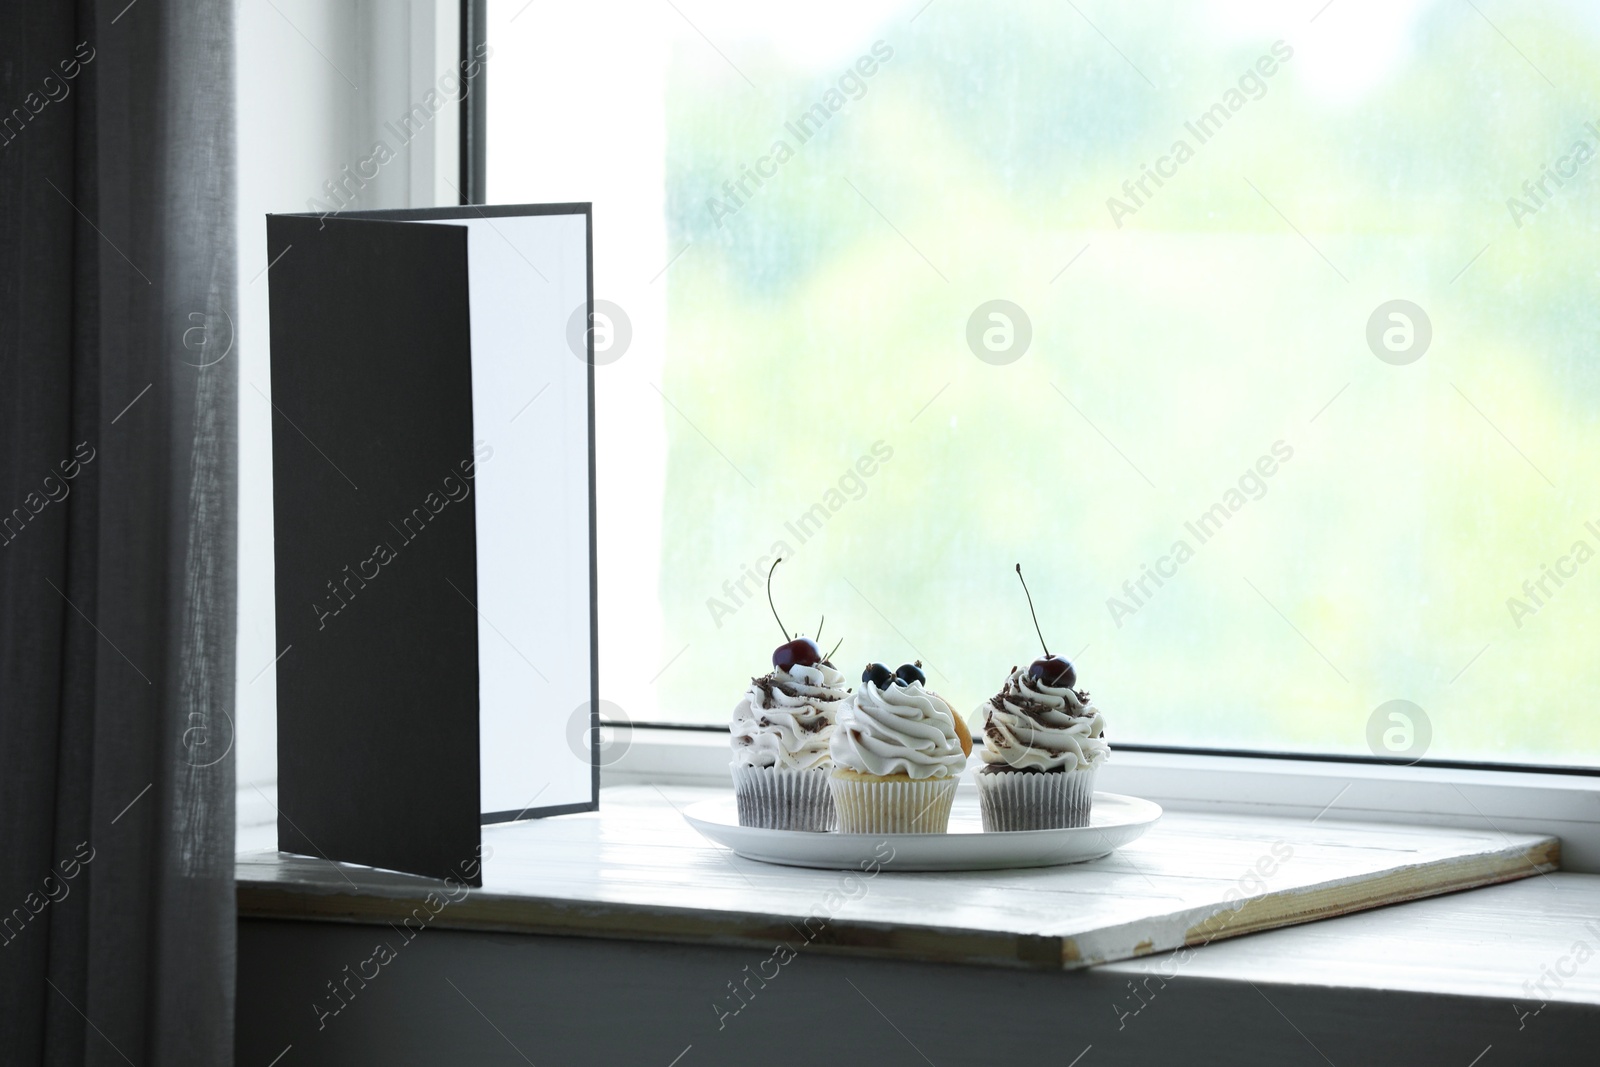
(266, 203, 597, 883)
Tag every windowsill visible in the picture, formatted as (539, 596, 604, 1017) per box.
(238, 781, 1571, 982)
(1099, 870, 1600, 1006)
(236, 739, 1600, 1032)
(235, 781, 1598, 1066)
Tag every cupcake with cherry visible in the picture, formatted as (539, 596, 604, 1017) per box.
(974, 566, 1109, 831)
(729, 560, 849, 831)
(829, 659, 971, 834)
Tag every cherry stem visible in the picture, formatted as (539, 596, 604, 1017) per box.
(826, 637, 843, 662)
(816, 615, 824, 644)
(1015, 563, 1050, 657)
(767, 558, 791, 642)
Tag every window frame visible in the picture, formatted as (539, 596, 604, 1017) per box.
(610, 719, 1600, 779)
(602, 722, 1600, 874)
(459, 0, 487, 204)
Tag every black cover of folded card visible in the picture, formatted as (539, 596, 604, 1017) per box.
(266, 205, 597, 885)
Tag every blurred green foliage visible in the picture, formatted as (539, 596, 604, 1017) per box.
(653, 2, 1600, 767)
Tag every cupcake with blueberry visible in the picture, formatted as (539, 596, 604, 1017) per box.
(975, 566, 1109, 831)
(829, 659, 971, 834)
(729, 561, 848, 831)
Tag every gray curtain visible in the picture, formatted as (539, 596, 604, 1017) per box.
(0, 0, 237, 1064)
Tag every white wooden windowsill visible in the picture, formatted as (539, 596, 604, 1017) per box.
(1099, 871, 1600, 1007)
(236, 780, 1593, 998)
(237, 734, 1600, 1011)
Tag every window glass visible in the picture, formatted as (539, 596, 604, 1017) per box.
(489, 0, 1600, 768)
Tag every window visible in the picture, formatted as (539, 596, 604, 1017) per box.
(487, 0, 1600, 771)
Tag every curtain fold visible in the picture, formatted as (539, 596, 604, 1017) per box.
(0, 1, 238, 1064)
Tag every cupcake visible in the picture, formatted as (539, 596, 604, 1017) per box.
(729, 658, 847, 831)
(975, 665, 1108, 830)
(728, 559, 847, 830)
(975, 565, 1109, 831)
(829, 661, 971, 834)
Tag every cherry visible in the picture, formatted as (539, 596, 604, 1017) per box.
(862, 662, 895, 689)
(1015, 564, 1076, 689)
(765, 558, 834, 673)
(774, 637, 823, 672)
(894, 661, 926, 686)
(1028, 655, 1076, 689)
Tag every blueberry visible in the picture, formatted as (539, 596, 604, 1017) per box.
(894, 661, 926, 687)
(861, 662, 895, 689)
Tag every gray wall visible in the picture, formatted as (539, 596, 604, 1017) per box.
(238, 919, 1596, 1066)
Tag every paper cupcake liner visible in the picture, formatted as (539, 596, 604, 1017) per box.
(730, 764, 837, 831)
(829, 775, 960, 834)
(976, 764, 1098, 831)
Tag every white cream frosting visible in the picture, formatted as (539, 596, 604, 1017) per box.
(979, 667, 1109, 772)
(729, 662, 847, 771)
(829, 681, 966, 780)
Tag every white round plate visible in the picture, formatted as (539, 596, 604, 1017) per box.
(682, 791, 1161, 872)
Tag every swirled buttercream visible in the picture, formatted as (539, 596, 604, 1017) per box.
(979, 667, 1108, 771)
(729, 662, 847, 771)
(830, 681, 965, 779)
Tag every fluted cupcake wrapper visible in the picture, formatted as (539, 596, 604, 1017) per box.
(976, 764, 1098, 831)
(730, 764, 837, 831)
(829, 775, 960, 834)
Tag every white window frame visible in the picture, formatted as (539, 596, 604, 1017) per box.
(236, 0, 462, 799)
(606, 726, 1600, 873)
